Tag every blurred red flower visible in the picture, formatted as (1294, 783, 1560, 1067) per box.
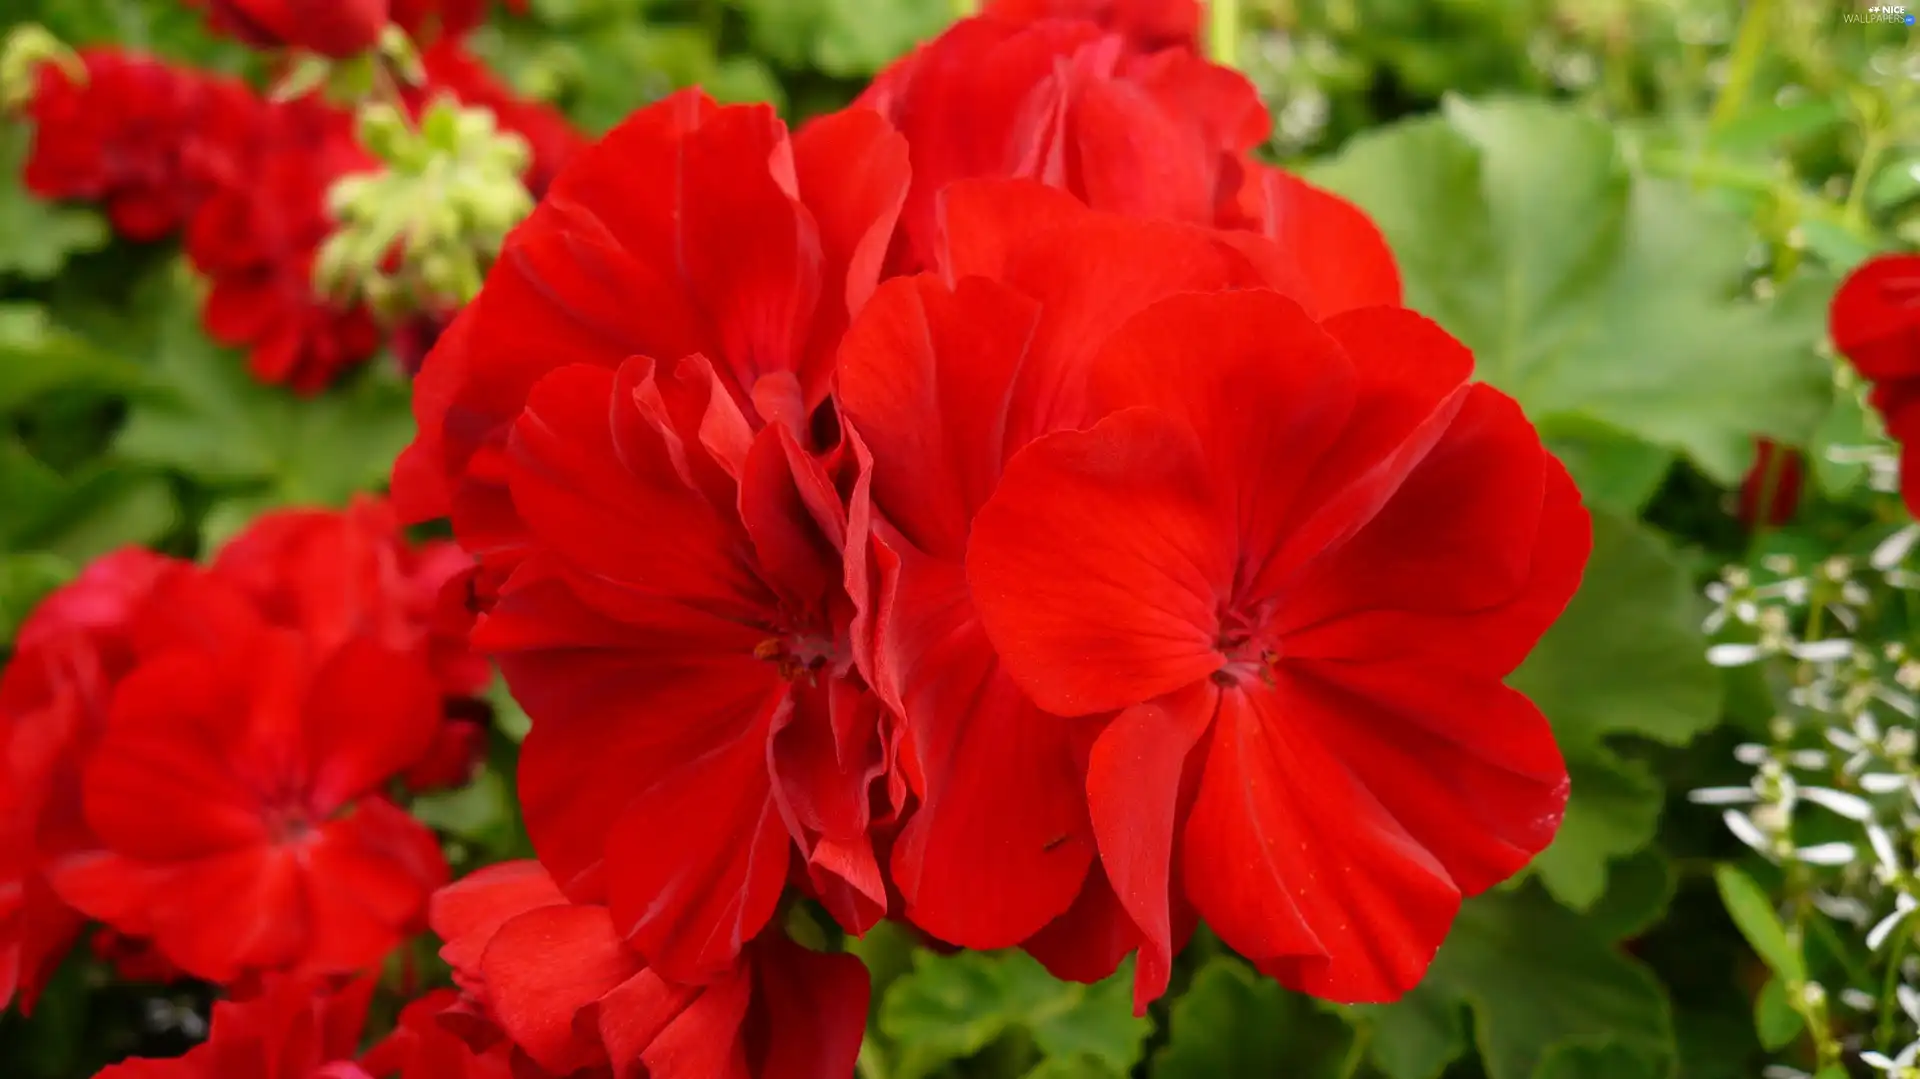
(24, 51, 251, 241)
(201, 0, 390, 58)
(93, 975, 376, 1079)
(1831, 254, 1920, 515)
(983, 0, 1202, 52)
(0, 550, 175, 1013)
(49, 579, 448, 983)
(428, 861, 869, 1078)
(1738, 439, 1806, 527)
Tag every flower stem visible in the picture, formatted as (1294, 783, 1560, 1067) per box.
(1709, 0, 1773, 133)
(1209, 0, 1243, 70)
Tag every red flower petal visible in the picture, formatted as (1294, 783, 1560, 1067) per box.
(479, 903, 643, 1075)
(968, 407, 1230, 716)
(302, 638, 441, 812)
(1182, 683, 1460, 1003)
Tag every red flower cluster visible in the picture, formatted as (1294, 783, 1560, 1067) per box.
(394, 9, 1588, 1068)
(0, 500, 484, 1012)
(19, 32, 581, 393)
(188, 0, 529, 57)
(1832, 254, 1920, 515)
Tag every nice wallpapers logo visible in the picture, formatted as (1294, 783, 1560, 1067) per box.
(1846, 3, 1916, 24)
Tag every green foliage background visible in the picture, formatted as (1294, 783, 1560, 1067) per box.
(0, 0, 1916, 1077)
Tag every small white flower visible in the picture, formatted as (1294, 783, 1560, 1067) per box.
(1794, 841, 1857, 866)
(1874, 524, 1920, 570)
(1831, 728, 1867, 753)
(1814, 891, 1872, 925)
(1868, 892, 1919, 951)
(1862, 1043, 1920, 1074)
(1845, 987, 1880, 1012)
(1709, 642, 1768, 667)
(1788, 749, 1831, 770)
(1870, 824, 1904, 875)
(1689, 786, 1760, 805)
(1900, 983, 1920, 1026)
(1864, 774, 1908, 795)
(1794, 639, 1858, 663)
(1880, 688, 1920, 719)
(1762, 1067, 1811, 1079)
(1801, 787, 1876, 821)
(1735, 743, 1771, 766)
(1725, 810, 1773, 855)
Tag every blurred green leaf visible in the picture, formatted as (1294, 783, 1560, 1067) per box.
(1, 440, 176, 563)
(1752, 977, 1803, 1050)
(0, 550, 73, 642)
(1538, 415, 1674, 516)
(0, 304, 145, 411)
(1713, 865, 1803, 983)
(880, 952, 1149, 1079)
(111, 269, 412, 507)
(1311, 97, 1832, 484)
(1365, 884, 1676, 1079)
(0, 123, 108, 282)
(1154, 957, 1354, 1079)
(1706, 98, 1843, 157)
(1512, 512, 1721, 908)
(411, 766, 514, 845)
(732, 0, 948, 78)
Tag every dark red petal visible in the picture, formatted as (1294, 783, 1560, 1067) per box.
(480, 903, 644, 1074)
(749, 937, 871, 1079)
(302, 637, 442, 812)
(1225, 166, 1403, 316)
(837, 274, 1042, 559)
(1183, 684, 1460, 1003)
(507, 362, 773, 624)
(1086, 682, 1214, 1010)
(968, 407, 1230, 715)
(479, 575, 778, 901)
(884, 555, 1093, 948)
(1021, 861, 1139, 985)
(83, 654, 266, 861)
(431, 861, 568, 981)
(630, 966, 754, 1079)
(1283, 662, 1568, 895)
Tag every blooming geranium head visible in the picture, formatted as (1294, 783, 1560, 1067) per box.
(49, 568, 448, 985)
(838, 186, 1585, 1008)
(392, 90, 908, 566)
(426, 861, 870, 1078)
(200, 0, 391, 58)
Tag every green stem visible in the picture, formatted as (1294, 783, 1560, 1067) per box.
(1208, 0, 1243, 70)
(1337, 1024, 1374, 1079)
(1709, 0, 1773, 132)
(1847, 128, 1888, 226)
(1878, 922, 1914, 1050)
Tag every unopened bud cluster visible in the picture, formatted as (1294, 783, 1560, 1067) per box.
(0, 23, 82, 111)
(315, 95, 533, 320)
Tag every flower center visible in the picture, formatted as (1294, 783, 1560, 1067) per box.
(1211, 603, 1279, 689)
(754, 633, 837, 684)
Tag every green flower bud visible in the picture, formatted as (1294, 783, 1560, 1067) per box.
(1, 24, 83, 111)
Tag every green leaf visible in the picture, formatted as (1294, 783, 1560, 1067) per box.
(0, 122, 108, 281)
(1365, 884, 1676, 1079)
(1, 441, 177, 561)
(1155, 957, 1354, 1079)
(1310, 97, 1832, 484)
(1023, 1055, 1123, 1079)
(1753, 977, 1804, 1050)
(1510, 512, 1721, 907)
(0, 304, 147, 410)
(411, 767, 513, 844)
(1706, 98, 1843, 157)
(880, 951, 1150, 1079)
(0, 550, 73, 643)
(1537, 416, 1674, 517)
(1713, 865, 1804, 982)
(111, 269, 413, 506)
(1358, 985, 1466, 1079)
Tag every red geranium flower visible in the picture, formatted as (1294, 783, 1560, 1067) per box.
(1831, 254, 1920, 515)
(428, 861, 869, 1078)
(209, 497, 490, 701)
(472, 352, 896, 975)
(838, 186, 1584, 1004)
(24, 50, 250, 241)
(49, 568, 448, 985)
(392, 90, 908, 557)
(857, 13, 1397, 307)
(198, 0, 390, 58)
(0, 549, 176, 1012)
(93, 974, 375, 1079)
(983, 0, 1202, 52)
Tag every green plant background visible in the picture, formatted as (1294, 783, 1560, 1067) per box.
(0, 0, 1915, 1077)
